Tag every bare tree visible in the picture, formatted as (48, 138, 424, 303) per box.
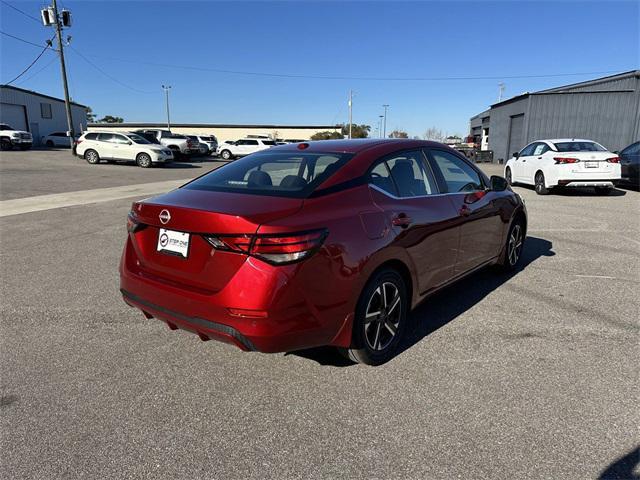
(388, 129, 409, 138)
(423, 127, 445, 142)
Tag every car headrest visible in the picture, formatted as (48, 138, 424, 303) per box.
(280, 175, 307, 189)
(247, 170, 273, 187)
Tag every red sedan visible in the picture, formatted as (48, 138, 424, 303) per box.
(120, 139, 527, 365)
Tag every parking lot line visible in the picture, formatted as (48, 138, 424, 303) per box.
(0, 179, 189, 217)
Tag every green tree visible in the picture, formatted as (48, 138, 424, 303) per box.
(86, 107, 96, 123)
(310, 130, 344, 140)
(98, 115, 124, 123)
(340, 123, 370, 138)
(388, 129, 409, 138)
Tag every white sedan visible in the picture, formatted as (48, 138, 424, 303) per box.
(42, 131, 75, 148)
(505, 139, 621, 195)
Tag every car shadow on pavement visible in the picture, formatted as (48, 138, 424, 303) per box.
(599, 446, 640, 480)
(289, 236, 554, 367)
(516, 185, 627, 197)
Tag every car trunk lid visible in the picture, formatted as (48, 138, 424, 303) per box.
(127, 188, 303, 293)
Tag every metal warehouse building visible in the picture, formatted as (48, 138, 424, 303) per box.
(87, 123, 341, 143)
(0, 85, 88, 145)
(470, 70, 640, 162)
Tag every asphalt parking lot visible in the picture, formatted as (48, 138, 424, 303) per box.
(1, 149, 638, 479)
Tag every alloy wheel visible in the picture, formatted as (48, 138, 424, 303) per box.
(85, 150, 99, 164)
(364, 281, 402, 351)
(535, 173, 544, 193)
(508, 224, 523, 266)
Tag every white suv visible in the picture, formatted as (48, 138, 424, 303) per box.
(76, 131, 174, 167)
(505, 138, 621, 195)
(217, 138, 276, 160)
(0, 123, 33, 150)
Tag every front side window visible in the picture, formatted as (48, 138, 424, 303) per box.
(113, 135, 130, 144)
(428, 149, 483, 193)
(261, 140, 276, 146)
(40, 103, 52, 119)
(128, 134, 150, 144)
(184, 151, 351, 198)
(0, 124, 13, 131)
(553, 141, 607, 152)
(245, 140, 259, 146)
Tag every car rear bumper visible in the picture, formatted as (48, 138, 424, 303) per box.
(119, 240, 350, 353)
(557, 179, 617, 188)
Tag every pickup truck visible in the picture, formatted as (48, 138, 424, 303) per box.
(0, 123, 33, 150)
(134, 129, 199, 158)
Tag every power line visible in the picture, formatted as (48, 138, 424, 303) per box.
(4, 36, 55, 85)
(0, 30, 57, 50)
(0, 0, 41, 23)
(15, 54, 58, 85)
(79, 54, 624, 82)
(67, 44, 154, 94)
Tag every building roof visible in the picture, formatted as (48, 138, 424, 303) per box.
(88, 122, 340, 129)
(489, 70, 640, 108)
(0, 84, 88, 108)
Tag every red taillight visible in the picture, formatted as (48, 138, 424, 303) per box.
(554, 157, 580, 164)
(297, 143, 309, 150)
(126, 211, 145, 233)
(606, 156, 620, 163)
(75, 139, 82, 145)
(204, 229, 327, 265)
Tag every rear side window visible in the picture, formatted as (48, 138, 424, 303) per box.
(84, 132, 98, 140)
(532, 143, 549, 156)
(97, 133, 114, 142)
(553, 141, 606, 152)
(369, 151, 437, 197)
(262, 140, 276, 145)
(428, 149, 484, 193)
(184, 151, 352, 198)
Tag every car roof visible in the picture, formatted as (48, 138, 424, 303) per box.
(540, 138, 598, 143)
(270, 138, 446, 154)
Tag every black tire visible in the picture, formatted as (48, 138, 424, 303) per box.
(342, 268, 408, 366)
(496, 216, 525, 272)
(221, 149, 233, 160)
(505, 167, 513, 186)
(0, 138, 12, 151)
(168, 147, 181, 160)
(594, 186, 613, 196)
(136, 152, 153, 168)
(84, 149, 100, 164)
(46, 140, 55, 148)
(534, 171, 550, 195)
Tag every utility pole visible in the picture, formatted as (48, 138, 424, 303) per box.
(43, 0, 74, 153)
(162, 85, 172, 130)
(348, 90, 353, 139)
(498, 82, 505, 102)
(378, 115, 384, 138)
(382, 104, 389, 138)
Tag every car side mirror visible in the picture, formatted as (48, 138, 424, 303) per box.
(127, 141, 132, 145)
(490, 175, 508, 192)
(513, 152, 520, 159)
(613, 150, 619, 154)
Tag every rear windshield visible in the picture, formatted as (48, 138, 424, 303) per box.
(553, 141, 606, 152)
(184, 151, 352, 198)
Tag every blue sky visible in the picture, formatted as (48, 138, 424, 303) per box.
(1, 1, 638, 137)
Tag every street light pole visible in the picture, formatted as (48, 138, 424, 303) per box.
(382, 104, 389, 138)
(378, 115, 384, 139)
(162, 85, 172, 130)
(348, 90, 353, 139)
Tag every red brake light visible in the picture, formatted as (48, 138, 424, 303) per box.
(554, 157, 580, 164)
(204, 229, 327, 265)
(126, 211, 145, 233)
(606, 156, 620, 163)
(297, 143, 309, 150)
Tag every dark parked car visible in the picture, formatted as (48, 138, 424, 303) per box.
(618, 141, 640, 188)
(120, 139, 527, 365)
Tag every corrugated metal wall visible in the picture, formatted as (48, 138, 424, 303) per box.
(0, 87, 87, 143)
(526, 91, 638, 151)
(486, 97, 528, 161)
